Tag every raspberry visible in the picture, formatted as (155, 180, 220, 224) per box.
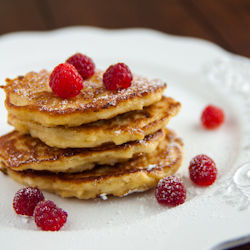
(201, 105, 225, 129)
(103, 63, 133, 90)
(34, 200, 68, 231)
(189, 154, 217, 186)
(155, 176, 186, 206)
(66, 53, 95, 79)
(49, 63, 83, 99)
(13, 187, 44, 216)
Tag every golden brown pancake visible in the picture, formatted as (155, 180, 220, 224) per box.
(8, 96, 181, 148)
(3, 69, 166, 127)
(0, 129, 183, 199)
(0, 129, 164, 173)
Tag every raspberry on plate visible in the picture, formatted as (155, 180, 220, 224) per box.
(66, 53, 95, 79)
(189, 154, 217, 186)
(34, 200, 68, 231)
(49, 63, 83, 99)
(103, 63, 133, 90)
(155, 176, 186, 206)
(201, 104, 225, 129)
(13, 187, 44, 216)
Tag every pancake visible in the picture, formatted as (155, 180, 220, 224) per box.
(3, 69, 166, 127)
(8, 96, 181, 148)
(0, 129, 164, 173)
(0, 129, 183, 199)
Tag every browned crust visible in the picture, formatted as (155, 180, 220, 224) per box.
(4, 84, 165, 116)
(4, 70, 166, 127)
(8, 96, 181, 148)
(0, 129, 184, 199)
(8, 147, 182, 183)
(0, 129, 164, 171)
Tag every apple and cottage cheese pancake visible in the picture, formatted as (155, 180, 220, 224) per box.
(0, 129, 183, 199)
(0, 129, 164, 173)
(3, 69, 166, 127)
(8, 96, 181, 148)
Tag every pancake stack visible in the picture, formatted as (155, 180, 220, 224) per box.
(0, 69, 183, 199)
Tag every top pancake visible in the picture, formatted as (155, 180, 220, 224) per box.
(3, 69, 166, 127)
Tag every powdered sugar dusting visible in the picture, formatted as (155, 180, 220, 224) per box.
(146, 164, 157, 171)
(155, 176, 186, 206)
(99, 193, 108, 200)
(6, 69, 166, 113)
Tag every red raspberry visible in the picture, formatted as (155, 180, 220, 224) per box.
(34, 200, 68, 231)
(189, 154, 217, 186)
(201, 105, 225, 129)
(13, 187, 44, 216)
(49, 63, 83, 99)
(103, 63, 133, 90)
(155, 176, 186, 206)
(66, 53, 95, 79)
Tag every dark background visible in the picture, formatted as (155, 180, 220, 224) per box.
(1, 0, 250, 58)
(1, 1, 250, 249)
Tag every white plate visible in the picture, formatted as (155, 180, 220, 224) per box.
(1, 27, 250, 250)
